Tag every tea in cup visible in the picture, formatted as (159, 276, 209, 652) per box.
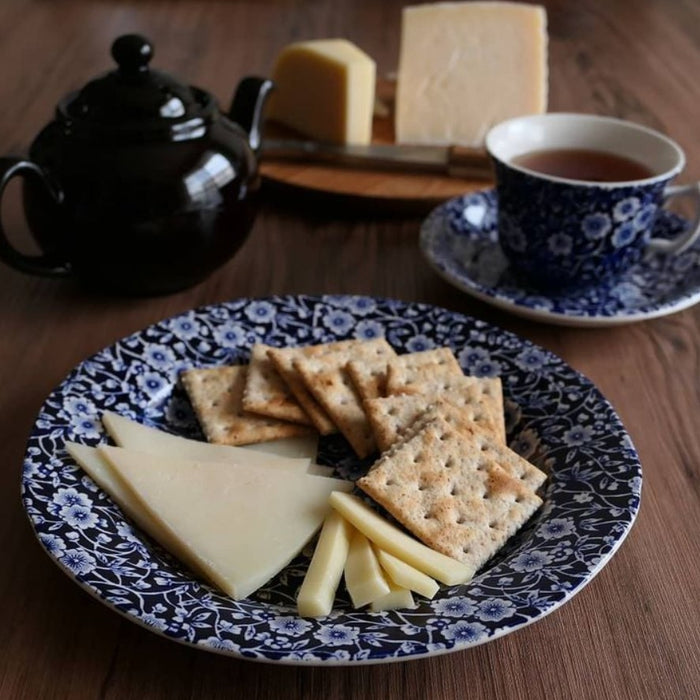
(485, 113, 700, 291)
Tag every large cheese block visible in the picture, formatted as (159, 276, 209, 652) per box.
(395, 2, 548, 147)
(102, 411, 331, 476)
(267, 39, 376, 145)
(97, 445, 353, 600)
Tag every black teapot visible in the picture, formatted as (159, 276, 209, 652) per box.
(0, 34, 273, 295)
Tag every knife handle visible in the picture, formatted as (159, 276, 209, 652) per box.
(447, 146, 493, 180)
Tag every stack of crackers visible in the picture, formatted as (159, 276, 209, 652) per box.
(181, 340, 546, 575)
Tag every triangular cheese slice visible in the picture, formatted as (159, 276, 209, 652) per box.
(98, 445, 352, 600)
(66, 442, 211, 580)
(101, 411, 330, 476)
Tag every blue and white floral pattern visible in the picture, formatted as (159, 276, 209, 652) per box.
(21, 295, 641, 664)
(421, 191, 700, 326)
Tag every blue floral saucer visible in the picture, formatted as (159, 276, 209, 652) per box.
(420, 190, 700, 327)
(21, 295, 641, 664)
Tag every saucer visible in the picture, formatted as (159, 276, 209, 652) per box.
(420, 190, 700, 327)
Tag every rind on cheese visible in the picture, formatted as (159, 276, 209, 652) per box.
(395, 1, 548, 147)
(97, 445, 352, 600)
(267, 39, 376, 145)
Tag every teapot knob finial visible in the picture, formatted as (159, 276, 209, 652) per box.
(111, 34, 153, 73)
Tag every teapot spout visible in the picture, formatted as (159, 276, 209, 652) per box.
(228, 76, 274, 152)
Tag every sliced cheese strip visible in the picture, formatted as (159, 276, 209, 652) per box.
(98, 445, 352, 600)
(344, 529, 390, 608)
(370, 580, 416, 613)
(329, 492, 473, 586)
(65, 443, 210, 580)
(297, 511, 353, 617)
(101, 411, 331, 476)
(241, 434, 319, 460)
(375, 547, 439, 599)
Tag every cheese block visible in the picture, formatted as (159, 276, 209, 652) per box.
(370, 581, 416, 613)
(329, 492, 473, 585)
(344, 529, 390, 608)
(98, 445, 353, 600)
(375, 548, 439, 599)
(101, 411, 331, 476)
(267, 39, 376, 145)
(65, 442, 210, 580)
(297, 511, 353, 617)
(395, 2, 548, 147)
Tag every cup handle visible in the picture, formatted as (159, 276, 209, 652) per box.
(648, 182, 700, 254)
(0, 157, 71, 276)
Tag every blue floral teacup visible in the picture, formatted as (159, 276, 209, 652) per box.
(485, 113, 700, 291)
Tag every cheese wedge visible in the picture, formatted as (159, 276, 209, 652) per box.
(395, 2, 548, 147)
(344, 529, 390, 608)
(101, 411, 331, 476)
(241, 434, 319, 460)
(65, 442, 210, 580)
(267, 39, 376, 145)
(98, 445, 353, 600)
(375, 548, 439, 599)
(297, 511, 353, 617)
(370, 581, 416, 612)
(329, 492, 473, 585)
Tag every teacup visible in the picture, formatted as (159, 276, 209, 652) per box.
(485, 113, 700, 291)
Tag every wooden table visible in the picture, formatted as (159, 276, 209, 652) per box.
(1, 1, 698, 698)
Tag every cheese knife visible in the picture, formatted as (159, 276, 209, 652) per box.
(259, 139, 493, 179)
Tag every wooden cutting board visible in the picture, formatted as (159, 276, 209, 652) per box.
(259, 80, 494, 214)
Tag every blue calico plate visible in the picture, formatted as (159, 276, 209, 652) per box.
(420, 190, 700, 327)
(21, 295, 641, 664)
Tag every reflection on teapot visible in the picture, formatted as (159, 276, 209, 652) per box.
(0, 34, 273, 296)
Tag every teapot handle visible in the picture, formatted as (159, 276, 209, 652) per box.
(228, 76, 275, 152)
(0, 157, 71, 277)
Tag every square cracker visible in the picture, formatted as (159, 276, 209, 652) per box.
(242, 343, 312, 425)
(294, 338, 396, 458)
(357, 415, 544, 572)
(181, 366, 313, 446)
(267, 346, 338, 435)
(388, 359, 506, 444)
(346, 358, 388, 402)
(385, 347, 463, 396)
(366, 390, 502, 453)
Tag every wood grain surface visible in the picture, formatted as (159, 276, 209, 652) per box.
(0, 1, 698, 699)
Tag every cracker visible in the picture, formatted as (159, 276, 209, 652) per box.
(347, 358, 388, 402)
(366, 392, 502, 453)
(385, 347, 463, 396)
(267, 347, 338, 435)
(242, 344, 312, 425)
(181, 366, 313, 446)
(357, 416, 544, 572)
(294, 338, 396, 458)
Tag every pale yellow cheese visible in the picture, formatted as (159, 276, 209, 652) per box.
(370, 580, 416, 612)
(98, 445, 353, 600)
(297, 511, 353, 617)
(395, 2, 548, 147)
(241, 434, 319, 461)
(267, 39, 376, 145)
(329, 492, 474, 585)
(344, 529, 390, 608)
(101, 411, 331, 476)
(65, 443, 210, 580)
(375, 547, 439, 599)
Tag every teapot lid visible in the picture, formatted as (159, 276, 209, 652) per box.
(58, 34, 215, 139)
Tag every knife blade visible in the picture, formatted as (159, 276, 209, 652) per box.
(260, 138, 493, 180)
